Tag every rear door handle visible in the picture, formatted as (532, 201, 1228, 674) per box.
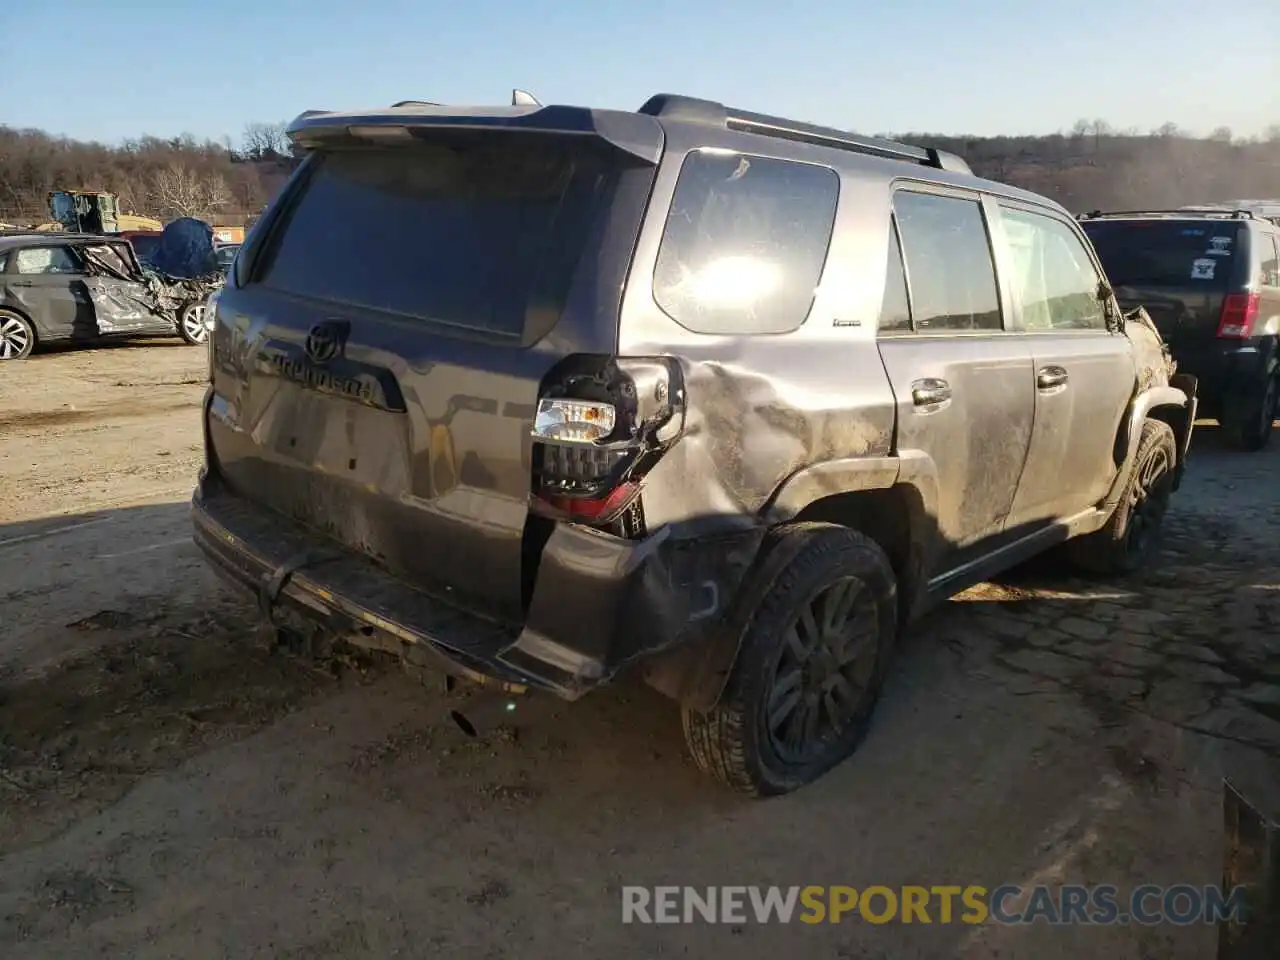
(911, 377, 952, 407)
(10, 280, 34, 287)
(1037, 365, 1069, 390)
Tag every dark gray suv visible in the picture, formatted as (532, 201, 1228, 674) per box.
(191, 92, 1197, 795)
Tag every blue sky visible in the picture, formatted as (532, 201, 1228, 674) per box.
(5, 0, 1276, 145)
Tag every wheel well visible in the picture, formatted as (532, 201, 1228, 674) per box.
(1147, 404, 1187, 463)
(791, 484, 927, 621)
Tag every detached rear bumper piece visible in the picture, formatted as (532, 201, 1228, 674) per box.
(191, 477, 761, 700)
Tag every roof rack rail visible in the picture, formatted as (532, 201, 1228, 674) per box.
(636, 94, 972, 175)
(1078, 208, 1259, 221)
(390, 100, 443, 108)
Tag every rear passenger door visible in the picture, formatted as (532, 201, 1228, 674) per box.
(994, 203, 1134, 526)
(8, 245, 88, 341)
(876, 187, 1035, 575)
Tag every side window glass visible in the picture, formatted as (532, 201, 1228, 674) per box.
(15, 246, 81, 275)
(878, 219, 912, 334)
(1000, 207, 1107, 331)
(892, 192, 1001, 332)
(653, 150, 839, 335)
(1261, 235, 1280, 287)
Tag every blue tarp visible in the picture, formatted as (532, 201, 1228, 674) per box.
(147, 217, 219, 279)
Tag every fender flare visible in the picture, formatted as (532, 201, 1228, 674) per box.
(1105, 382, 1194, 507)
(762, 456, 902, 523)
(647, 452, 941, 711)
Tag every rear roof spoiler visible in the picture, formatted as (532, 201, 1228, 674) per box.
(287, 89, 974, 178)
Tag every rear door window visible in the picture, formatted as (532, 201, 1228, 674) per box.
(892, 191, 1002, 332)
(877, 219, 912, 334)
(999, 206, 1107, 331)
(1082, 220, 1241, 288)
(652, 150, 839, 335)
(15, 246, 81, 275)
(256, 138, 624, 338)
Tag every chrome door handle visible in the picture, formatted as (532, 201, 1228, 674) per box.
(911, 378, 952, 406)
(1037, 366, 1069, 389)
(10, 280, 34, 287)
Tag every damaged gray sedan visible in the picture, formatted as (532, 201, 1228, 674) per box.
(0, 232, 223, 361)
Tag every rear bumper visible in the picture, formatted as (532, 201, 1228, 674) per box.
(1171, 339, 1275, 413)
(191, 475, 762, 700)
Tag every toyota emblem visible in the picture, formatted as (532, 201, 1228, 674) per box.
(304, 322, 346, 364)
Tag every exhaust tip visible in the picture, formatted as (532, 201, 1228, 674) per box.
(448, 693, 523, 738)
(450, 709, 479, 738)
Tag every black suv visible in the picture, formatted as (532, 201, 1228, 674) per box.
(192, 93, 1194, 795)
(1080, 208, 1280, 450)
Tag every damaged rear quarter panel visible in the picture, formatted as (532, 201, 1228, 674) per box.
(616, 130, 899, 531)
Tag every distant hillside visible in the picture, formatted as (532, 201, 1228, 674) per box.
(0, 122, 297, 226)
(894, 124, 1280, 212)
(2, 120, 1278, 226)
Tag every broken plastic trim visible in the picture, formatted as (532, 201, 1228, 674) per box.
(531, 480, 643, 525)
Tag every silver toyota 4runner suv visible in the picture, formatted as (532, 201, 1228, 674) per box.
(192, 92, 1197, 796)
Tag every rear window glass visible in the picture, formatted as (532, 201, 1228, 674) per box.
(652, 151, 839, 335)
(1082, 220, 1240, 288)
(257, 139, 620, 337)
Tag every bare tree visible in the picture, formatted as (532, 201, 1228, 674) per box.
(241, 121, 290, 160)
(150, 162, 231, 219)
(4, 117, 1280, 229)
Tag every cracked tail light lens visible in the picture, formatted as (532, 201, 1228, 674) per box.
(532, 398, 616, 444)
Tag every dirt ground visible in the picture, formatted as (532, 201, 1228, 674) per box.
(2, 341, 1278, 959)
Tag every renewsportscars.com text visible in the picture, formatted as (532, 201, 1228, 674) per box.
(621, 884, 1246, 926)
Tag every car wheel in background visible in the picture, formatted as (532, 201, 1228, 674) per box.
(178, 301, 209, 345)
(1227, 376, 1276, 453)
(0, 309, 36, 361)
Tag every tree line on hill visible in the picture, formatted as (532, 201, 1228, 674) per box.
(1, 118, 1277, 227)
(0, 122, 296, 226)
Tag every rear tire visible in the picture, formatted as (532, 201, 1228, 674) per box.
(1225, 377, 1276, 452)
(178, 301, 209, 345)
(1067, 419, 1177, 577)
(682, 523, 898, 797)
(0, 309, 35, 361)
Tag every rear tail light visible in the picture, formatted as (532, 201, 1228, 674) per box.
(529, 358, 685, 530)
(532, 398, 616, 443)
(1217, 293, 1260, 338)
